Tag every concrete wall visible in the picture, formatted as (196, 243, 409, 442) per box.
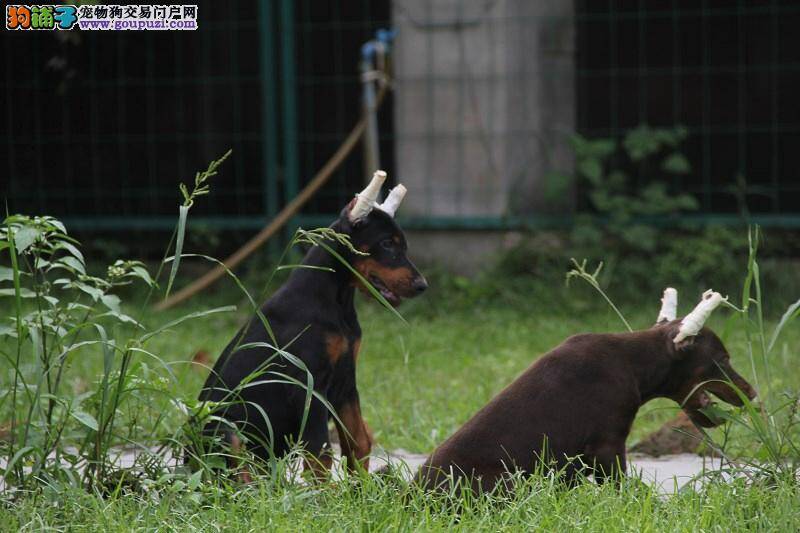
(404, 229, 523, 276)
(392, 0, 575, 220)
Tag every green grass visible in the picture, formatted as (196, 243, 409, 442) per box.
(7, 155, 797, 529)
(5, 473, 800, 531)
(3, 260, 800, 530)
(139, 273, 800, 454)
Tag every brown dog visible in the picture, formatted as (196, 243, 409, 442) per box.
(417, 288, 757, 492)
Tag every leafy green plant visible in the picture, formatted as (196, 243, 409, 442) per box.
(0, 153, 237, 492)
(537, 124, 770, 294)
(700, 227, 800, 480)
(0, 148, 250, 492)
(553, 125, 698, 253)
(0, 214, 166, 490)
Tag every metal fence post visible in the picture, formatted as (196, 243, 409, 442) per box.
(258, 0, 279, 221)
(279, 0, 299, 210)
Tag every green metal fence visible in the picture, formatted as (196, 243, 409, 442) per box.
(3, 0, 800, 234)
(575, 0, 800, 226)
(387, 0, 800, 229)
(4, 1, 292, 231)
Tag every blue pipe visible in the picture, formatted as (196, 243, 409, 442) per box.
(361, 28, 396, 61)
(360, 28, 395, 181)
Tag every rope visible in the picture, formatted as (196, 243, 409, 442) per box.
(154, 84, 389, 311)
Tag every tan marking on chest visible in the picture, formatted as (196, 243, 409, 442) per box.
(326, 334, 350, 365)
(352, 339, 362, 363)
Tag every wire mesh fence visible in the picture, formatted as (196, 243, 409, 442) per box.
(3, 0, 800, 235)
(575, 0, 800, 220)
(4, 0, 278, 230)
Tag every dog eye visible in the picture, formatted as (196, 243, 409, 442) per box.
(379, 239, 394, 251)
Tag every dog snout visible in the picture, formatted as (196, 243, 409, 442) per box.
(412, 276, 428, 294)
(728, 369, 758, 402)
(707, 378, 755, 407)
(741, 381, 758, 401)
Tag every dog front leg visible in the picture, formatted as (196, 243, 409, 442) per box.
(300, 399, 335, 479)
(334, 395, 372, 472)
(591, 441, 627, 486)
(303, 448, 334, 480)
(227, 432, 253, 484)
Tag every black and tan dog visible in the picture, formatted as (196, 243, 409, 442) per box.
(417, 288, 756, 492)
(199, 171, 427, 477)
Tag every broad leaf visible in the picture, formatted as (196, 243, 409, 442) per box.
(0, 323, 16, 337)
(75, 282, 104, 301)
(55, 255, 86, 275)
(130, 265, 155, 287)
(54, 241, 85, 265)
(578, 158, 602, 182)
(70, 410, 99, 431)
(662, 152, 691, 174)
(0, 287, 36, 298)
(101, 293, 122, 313)
(14, 226, 41, 253)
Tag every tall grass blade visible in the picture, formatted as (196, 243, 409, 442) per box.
(767, 298, 800, 354)
(566, 258, 632, 332)
(139, 305, 237, 344)
(164, 204, 189, 299)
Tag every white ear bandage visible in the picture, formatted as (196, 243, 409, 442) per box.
(377, 184, 407, 217)
(674, 290, 726, 344)
(656, 287, 678, 324)
(348, 170, 387, 222)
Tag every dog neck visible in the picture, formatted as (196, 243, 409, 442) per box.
(617, 330, 678, 404)
(286, 242, 358, 315)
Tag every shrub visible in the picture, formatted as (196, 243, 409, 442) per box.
(0, 151, 238, 494)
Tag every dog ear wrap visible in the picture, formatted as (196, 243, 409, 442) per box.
(673, 290, 726, 344)
(377, 184, 407, 217)
(656, 287, 678, 324)
(349, 170, 387, 222)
